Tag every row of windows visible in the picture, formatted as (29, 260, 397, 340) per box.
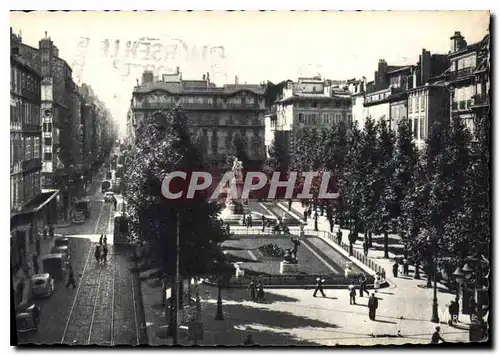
(408, 95, 427, 114)
(295, 101, 345, 109)
(11, 135, 41, 167)
(10, 171, 41, 211)
(297, 112, 345, 125)
(408, 117, 427, 140)
(453, 86, 474, 102)
(11, 66, 40, 96)
(10, 99, 40, 127)
(450, 54, 477, 72)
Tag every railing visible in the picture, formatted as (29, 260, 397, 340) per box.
(452, 100, 472, 112)
(471, 94, 489, 107)
(229, 226, 387, 280)
(448, 67, 474, 81)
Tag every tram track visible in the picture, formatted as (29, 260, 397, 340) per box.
(60, 199, 142, 346)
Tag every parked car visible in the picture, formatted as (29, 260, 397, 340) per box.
(16, 302, 41, 333)
(72, 211, 85, 224)
(104, 191, 115, 203)
(54, 236, 71, 251)
(40, 254, 66, 282)
(50, 245, 70, 265)
(31, 273, 55, 298)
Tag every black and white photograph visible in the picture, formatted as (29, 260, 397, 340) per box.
(9, 9, 491, 347)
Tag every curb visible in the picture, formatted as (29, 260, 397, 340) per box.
(202, 279, 390, 290)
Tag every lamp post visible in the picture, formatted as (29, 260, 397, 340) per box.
(427, 236, 439, 323)
(452, 266, 465, 302)
(213, 260, 224, 321)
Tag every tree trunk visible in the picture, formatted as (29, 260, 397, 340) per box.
(384, 230, 389, 258)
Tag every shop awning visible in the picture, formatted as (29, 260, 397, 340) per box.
(10, 190, 60, 227)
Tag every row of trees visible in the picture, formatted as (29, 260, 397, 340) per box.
(123, 108, 231, 278)
(268, 114, 490, 267)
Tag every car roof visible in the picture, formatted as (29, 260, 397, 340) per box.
(31, 273, 50, 280)
(40, 253, 63, 260)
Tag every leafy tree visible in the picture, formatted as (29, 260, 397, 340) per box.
(372, 118, 395, 257)
(124, 108, 230, 279)
(358, 116, 378, 246)
(342, 121, 363, 236)
(266, 134, 288, 173)
(228, 131, 250, 170)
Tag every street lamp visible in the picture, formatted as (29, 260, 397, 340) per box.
(427, 236, 439, 323)
(452, 266, 465, 302)
(213, 260, 224, 321)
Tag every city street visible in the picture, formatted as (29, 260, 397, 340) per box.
(17, 170, 146, 345)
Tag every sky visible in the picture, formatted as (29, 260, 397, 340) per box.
(9, 11, 490, 137)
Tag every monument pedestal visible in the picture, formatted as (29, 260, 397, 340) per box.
(280, 261, 300, 274)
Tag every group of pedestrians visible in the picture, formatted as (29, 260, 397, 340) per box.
(242, 214, 253, 227)
(95, 234, 109, 264)
(248, 279, 265, 302)
(392, 259, 410, 277)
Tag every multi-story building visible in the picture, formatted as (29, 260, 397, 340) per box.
(131, 68, 267, 169)
(10, 38, 62, 304)
(272, 76, 352, 168)
(361, 51, 449, 138)
(446, 31, 490, 138)
(348, 77, 367, 129)
(470, 33, 490, 140)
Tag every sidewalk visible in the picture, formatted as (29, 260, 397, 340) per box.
(140, 277, 470, 346)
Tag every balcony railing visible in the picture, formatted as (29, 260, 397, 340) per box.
(471, 94, 490, 107)
(448, 67, 474, 81)
(452, 100, 472, 112)
(22, 158, 42, 173)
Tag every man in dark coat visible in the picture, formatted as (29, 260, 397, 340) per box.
(359, 274, 369, 297)
(102, 244, 108, 263)
(248, 215, 253, 228)
(313, 278, 326, 298)
(66, 264, 77, 288)
(393, 261, 399, 277)
(248, 280, 256, 301)
(262, 215, 266, 232)
(349, 285, 356, 305)
(430, 326, 445, 344)
(303, 210, 308, 222)
(314, 213, 319, 231)
(336, 229, 343, 245)
(368, 293, 378, 320)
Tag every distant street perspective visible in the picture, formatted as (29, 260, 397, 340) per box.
(11, 11, 490, 347)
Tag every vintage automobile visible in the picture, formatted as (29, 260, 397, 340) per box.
(16, 302, 41, 333)
(72, 211, 85, 224)
(104, 191, 115, 203)
(40, 254, 66, 281)
(50, 245, 70, 265)
(54, 235, 71, 251)
(31, 273, 55, 298)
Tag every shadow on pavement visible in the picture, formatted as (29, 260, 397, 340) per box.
(222, 289, 300, 304)
(374, 319, 397, 324)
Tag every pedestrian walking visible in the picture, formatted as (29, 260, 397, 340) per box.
(368, 293, 378, 320)
(103, 235, 107, 245)
(248, 215, 253, 228)
(226, 223, 230, 234)
(349, 284, 357, 305)
(261, 215, 266, 232)
(392, 261, 399, 278)
(32, 253, 39, 275)
(242, 215, 247, 226)
(256, 283, 265, 302)
(66, 264, 77, 288)
(288, 199, 292, 211)
(99, 234, 103, 246)
(337, 229, 342, 245)
(102, 244, 108, 263)
(374, 273, 381, 292)
(359, 274, 369, 297)
(314, 213, 319, 232)
(43, 227, 48, 240)
(291, 236, 300, 259)
(448, 299, 459, 326)
(248, 279, 257, 301)
(303, 210, 308, 222)
(49, 224, 54, 239)
(403, 258, 409, 276)
(313, 278, 326, 298)
(95, 245, 101, 263)
(430, 326, 445, 344)
(363, 241, 368, 257)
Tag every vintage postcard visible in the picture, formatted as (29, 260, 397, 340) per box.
(10, 10, 491, 347)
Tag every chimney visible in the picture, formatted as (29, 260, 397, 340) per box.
(420, 49, 431, 86)
(141, 71, 154, 85)
(206, 72, 210, 83)
(450, 31, 466, 53)
(235, 75, 239, 85)
(176, 66, 180, 74)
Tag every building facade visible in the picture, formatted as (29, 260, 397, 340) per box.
(131, 69, 267, 169)
(272, 76, 352, 168)
(446, 31, 490, 138)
